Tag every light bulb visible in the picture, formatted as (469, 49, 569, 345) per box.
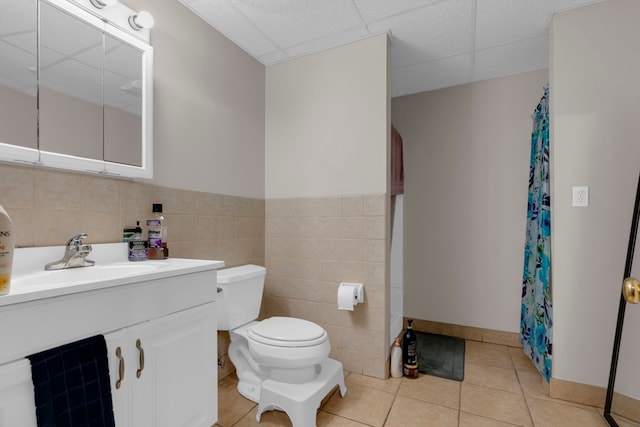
(129, 11, 154, 30)
(89, 0, 117, 9)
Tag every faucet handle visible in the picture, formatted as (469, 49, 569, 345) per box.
(66, 233, 88, 247)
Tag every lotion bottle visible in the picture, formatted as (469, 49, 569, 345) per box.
(0, 204, 15, 296)
(390, 337, 403, 378)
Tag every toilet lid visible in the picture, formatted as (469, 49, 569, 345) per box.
(248, 317, 328, 347)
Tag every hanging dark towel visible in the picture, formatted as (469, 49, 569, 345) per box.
(27, 335, 116, 427)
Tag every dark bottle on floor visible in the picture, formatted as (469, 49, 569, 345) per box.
(402, 319, 419, 378)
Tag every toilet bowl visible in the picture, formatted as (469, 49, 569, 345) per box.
(216, 265, 338, 403)
(230, 317, 331, 393)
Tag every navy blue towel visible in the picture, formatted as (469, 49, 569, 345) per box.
(27, 335, 116, 427)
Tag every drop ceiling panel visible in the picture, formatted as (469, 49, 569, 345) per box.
(231, 0, 364, 48)
(370, 1, 474, 67)
(474, 35, 549, 82)
(283, 26, 371, 59)
(180, 0, 278, 57)
(177, 0, 606, 95)
(392, 54, 472, 97)
(353, 0, 441, 22)
(476, 0, 567, 50)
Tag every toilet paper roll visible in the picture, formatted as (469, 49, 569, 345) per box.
(338, 284, 357, 311)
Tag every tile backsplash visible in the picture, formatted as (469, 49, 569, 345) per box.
(1, 163, 391, 380)
(265, 194, 389, 379)
(0, 164, 264, 267)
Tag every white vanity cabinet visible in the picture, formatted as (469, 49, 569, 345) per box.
(105, 303, 217, 427)
(0, 359, 38, 426)
(0, 247, 223, 427)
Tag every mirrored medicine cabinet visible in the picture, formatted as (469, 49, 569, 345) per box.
(0, 0, 153, 178)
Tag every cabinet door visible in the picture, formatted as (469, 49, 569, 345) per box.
(105, 303, 217, 427)
(105, 328, 132, 427)
(132, 303, 217, 427)
(0, 359, 37, 427)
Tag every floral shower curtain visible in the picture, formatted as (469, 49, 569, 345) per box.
(521, 85, 553, 382)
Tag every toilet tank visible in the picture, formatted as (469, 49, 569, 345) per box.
(216, 264, 266, 330)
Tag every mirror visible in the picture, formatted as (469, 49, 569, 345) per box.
(39, 0, 104, 161)
(0, 0, 38, 162)
(103, 33, 144, 167)
(0, 0, 152, 177)
(604, 173, 640, 426)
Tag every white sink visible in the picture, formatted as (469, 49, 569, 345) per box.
(12, 262, 168, 288)
(1, 243, 224, 307)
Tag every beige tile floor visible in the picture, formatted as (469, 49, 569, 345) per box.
(215, 341, 610, 427)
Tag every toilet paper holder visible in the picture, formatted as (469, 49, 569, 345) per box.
(338, 282, 364, 310)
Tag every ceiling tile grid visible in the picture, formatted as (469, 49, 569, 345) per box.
(473, 34, 549, 83)
(475, 0, 553, 50)
(353, 0, 442, 22)
(284, 26, 371, 59)
(232, 0, 364, 47)
(180, 0, 279, 57)
(178, 0, 606, 96)
(370, 1, 475, 68)
(392, 53, 473, 96)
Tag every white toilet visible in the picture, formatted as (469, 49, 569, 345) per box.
(217, 264, 346, 427)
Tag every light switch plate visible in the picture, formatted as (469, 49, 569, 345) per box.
(572, 186, 589, 207)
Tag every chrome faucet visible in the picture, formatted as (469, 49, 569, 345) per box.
(45, 233, 95, 270)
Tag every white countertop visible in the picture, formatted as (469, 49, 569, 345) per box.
(1, 243, 224, 307)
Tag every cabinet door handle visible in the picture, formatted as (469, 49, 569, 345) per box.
(136, 338, 145, 378)
(115, 346, 125, 390)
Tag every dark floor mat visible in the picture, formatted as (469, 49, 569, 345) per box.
(414, 331, 465, 381)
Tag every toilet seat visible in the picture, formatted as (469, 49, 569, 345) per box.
(248, 317, 327, 348)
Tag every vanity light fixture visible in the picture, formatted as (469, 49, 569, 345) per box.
(129, 11, 155, 30)
(89, 0, 117, 9)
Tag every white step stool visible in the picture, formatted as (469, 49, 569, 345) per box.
(256, 358, 347, 427)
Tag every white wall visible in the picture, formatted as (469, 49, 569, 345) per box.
(265, 34, 389, 199)
(551, 0, 640, 394)
(263, 35, 391, 376)
(392, 69, 548, 333)
(123, 0, 265, 199)
(390, 194, 404, 344)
